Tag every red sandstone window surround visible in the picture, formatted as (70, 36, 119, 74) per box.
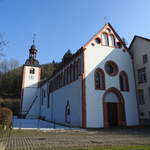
(119, 71, 129, 91)
(94, 68, 105, 90)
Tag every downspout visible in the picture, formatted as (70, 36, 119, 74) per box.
(131, 55, 141, 125)
(51, 91, 54, 122)
(39, 86, 42, 119)
(82, 49, 87, 128)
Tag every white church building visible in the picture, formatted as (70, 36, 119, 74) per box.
(21, 23, 139, 128)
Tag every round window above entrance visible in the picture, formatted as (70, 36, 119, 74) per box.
(105, 61, 118, 76)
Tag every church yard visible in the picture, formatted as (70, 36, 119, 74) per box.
(0, 127, 150, 150)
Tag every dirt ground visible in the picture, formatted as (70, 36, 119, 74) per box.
(0, 126, 150, 150)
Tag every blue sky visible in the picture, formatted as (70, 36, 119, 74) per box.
(0, 0, 149, 65)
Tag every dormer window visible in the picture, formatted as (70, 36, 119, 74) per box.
(30, 68, 35, 74)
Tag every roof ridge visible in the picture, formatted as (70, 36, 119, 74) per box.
(135, 35, 150, 41)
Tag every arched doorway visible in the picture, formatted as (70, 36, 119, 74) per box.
(103, 88, 126, 128)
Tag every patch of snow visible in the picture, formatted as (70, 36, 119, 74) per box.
(13, 118, 80, 130)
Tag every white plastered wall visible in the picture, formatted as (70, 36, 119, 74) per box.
(39, 77, 82, 127)
(84, 43, 139, 128)
(21, 66, 40, 115)
(40, 55, 84, 127)
(26, 87, 40, 119)
(40, 82, 52, 121)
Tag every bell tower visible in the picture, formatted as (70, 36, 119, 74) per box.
(21, 42, 41, 117)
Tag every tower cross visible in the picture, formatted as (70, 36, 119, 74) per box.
(104, 16, 108, 25)
(33, 33, 36, 45)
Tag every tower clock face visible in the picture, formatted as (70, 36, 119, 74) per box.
(29, 75, 34, 80)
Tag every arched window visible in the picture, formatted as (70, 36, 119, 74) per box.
(58, 74, 61, 88)
(68, 66, 71, 83)
(70, 64, 73, 82)
(102, 33, 109, 46)
(64, 69, 67, 86)
(119, 71, 129, 91)
(77, 59, 81, 76)
(49, 82, 52, 93)
(75, 61, 78, 80)
(60, 73, 63, 87)
(109, 34, 115, 47)
(94, 68, 105, 90)
(73, 62, 75, 81)
(62, 72, 65, 87)
(56, 76, 58, 89)
(66, 67, 69, 84)
(53, 78, 56, 90)
(30, 68, 35, 74)
(57, 76, 59, 89)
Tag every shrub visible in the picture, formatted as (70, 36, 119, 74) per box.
(0, 143, 5, 150)
(0, 107, 13, 129)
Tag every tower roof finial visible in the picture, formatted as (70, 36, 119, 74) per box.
(104, 16, 108, 25)
(32, 33, 36, 45)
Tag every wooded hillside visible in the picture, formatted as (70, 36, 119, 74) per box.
(0, 50, 73, 115)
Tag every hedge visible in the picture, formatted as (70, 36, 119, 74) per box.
(0, 107, 13, 129)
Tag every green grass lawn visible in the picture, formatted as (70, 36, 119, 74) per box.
(64, 145, 150, 150)
(0, 129, 150, 150)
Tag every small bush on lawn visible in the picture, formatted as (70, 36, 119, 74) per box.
(0, 107, 13, 129)
(0, 143, 5, 150)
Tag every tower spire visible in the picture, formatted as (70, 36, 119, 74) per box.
(24, 35, 39, 66)
(32, 33, 36, 45)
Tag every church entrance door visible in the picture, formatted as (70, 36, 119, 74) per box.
(103, 88, 126, 128)
(107, 103, 118, 126)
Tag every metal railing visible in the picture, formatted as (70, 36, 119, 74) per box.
(25, 96, 38, 118)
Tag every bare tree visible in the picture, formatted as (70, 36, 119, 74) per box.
(0, 33, 7, 57)
(0, 59, 19, 73)
(122, 37, 128, 46)
(9, 58, 19, 70)
(0, 60, 8, 73)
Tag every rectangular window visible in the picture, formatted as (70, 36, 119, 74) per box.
(29, 68, 35, 74)
(148, 87, 150, 103)
(47, 85, 50, 108)
(137, 89, 145, 105)
(137, 68, 147, 83)
(143, 54, 148, 64)
(43, 90, 46, 98)
(47, 94, 50, 108)
(140, 112, 144, 116)
(41, 89, 44, 105)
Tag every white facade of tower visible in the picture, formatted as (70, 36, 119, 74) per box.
(21, 66, 40, 115)
(21, 44, 41, 118)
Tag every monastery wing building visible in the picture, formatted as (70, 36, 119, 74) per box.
(129, 36, 150, 125)
(21, 23, 139, 128)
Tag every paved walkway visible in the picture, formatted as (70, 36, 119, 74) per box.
(0, 127, 150, 150)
